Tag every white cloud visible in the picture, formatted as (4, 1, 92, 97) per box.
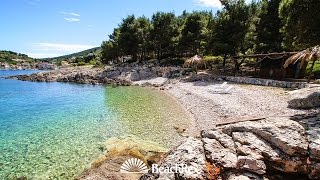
(26, 53, 62, 59)
(64, 17, 80, 22)
(26, 0, 40, 6)
(33, 43, 95, 52)
(195, 0, 222, 8)
(60, 11, 81, 22)
(27, 43, 96, 58)
(60, 12, 80, 17)
(195, 0, 252, 8)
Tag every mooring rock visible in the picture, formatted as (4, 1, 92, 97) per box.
(288, 87, 320, 109)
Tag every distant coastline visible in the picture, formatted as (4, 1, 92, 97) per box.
(0, 62, 57, 71)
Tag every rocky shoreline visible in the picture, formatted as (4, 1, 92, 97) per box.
(6, 64, 320, 179)
(6, 64, 184, 86)
(140, 112, 320, 179)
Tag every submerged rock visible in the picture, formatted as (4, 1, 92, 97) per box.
(76, 136, 167, 180)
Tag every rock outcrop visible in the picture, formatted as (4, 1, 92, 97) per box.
(7, 64, 184, 86)
(142, 115, 320, 179)
(288, 87, 320, 109)
(140, 138, 214, 180)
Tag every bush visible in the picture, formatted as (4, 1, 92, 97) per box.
(77, 61, 86, 66)
(204, 56, 224, 64)
(88, 59, 103, 66)
(159, 58, 186, 66)
(306, 61, 320, 78)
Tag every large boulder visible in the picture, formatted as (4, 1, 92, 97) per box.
(139, 69, 156, 80)
(140, 138, 212, 180)
(201, 117, 318, 179)
(140, 116, 319, 179)
(123, 71, 140, 81)
(221, 117, 309, 157)
(288, 87, 320, 109)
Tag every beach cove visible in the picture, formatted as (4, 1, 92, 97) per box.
(0, 70, 195, 179)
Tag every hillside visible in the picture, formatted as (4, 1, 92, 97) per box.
(0, 50, 35, 65)
(43, 47, 101, 61)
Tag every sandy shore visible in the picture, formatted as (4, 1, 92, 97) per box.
(165, 80, 307, 131)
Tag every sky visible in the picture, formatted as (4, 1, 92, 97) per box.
(0, 0, 226, 58)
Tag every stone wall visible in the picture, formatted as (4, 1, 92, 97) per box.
(220, 76, 308, 89)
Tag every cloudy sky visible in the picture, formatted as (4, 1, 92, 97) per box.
(0, 0, 231, 58)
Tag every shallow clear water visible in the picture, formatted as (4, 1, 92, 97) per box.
(0, 70, 190, 179)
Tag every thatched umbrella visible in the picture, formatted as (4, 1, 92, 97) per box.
(183, 55, 206, 73)
(283, 45, 320, 82)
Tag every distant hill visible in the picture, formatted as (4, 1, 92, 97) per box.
(43, 47, 102, 61)
(0, 50, 35, 64)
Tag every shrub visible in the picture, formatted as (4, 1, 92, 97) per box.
(77, 61, 86, 66)
(306, 61, 320, 78)
(204, 56, 224, 64)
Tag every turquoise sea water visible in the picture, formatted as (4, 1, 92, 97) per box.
(0, 70, 190, 179)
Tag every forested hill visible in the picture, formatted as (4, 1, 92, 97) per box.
(42, 47, 101, 61)
(0, 50, 34, 64)
(100, 0, 320, 64)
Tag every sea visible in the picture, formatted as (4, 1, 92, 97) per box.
(0, 70, 190, 179)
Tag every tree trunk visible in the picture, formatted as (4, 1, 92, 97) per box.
(157, 45, 161, 64)
(223, 54, 227, 73)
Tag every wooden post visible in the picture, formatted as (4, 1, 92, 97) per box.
(254, 58, 258, 76)
(307, 59, 316, 83)
(281, 57, 286, 80)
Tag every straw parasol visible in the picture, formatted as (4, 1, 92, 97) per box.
(183, 55, 206, 73)
(283, 45, 320, 82)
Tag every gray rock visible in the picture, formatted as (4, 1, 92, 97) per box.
(232, 132, 281, 160)
(142, 137, 208, 179)
(139, 70, 156, 80)
(202, 129, 236, 152)
(307, 128, 320, 160)
(202, 138, 238, 168)
(236, 156, 266, 175)
(288, 87, 320, 109)
(225, 172, 267, 180)
(126, 71, 140, 81)
(309, 162, 320, 179)
(141, 117, 318, 179)
(105, 70, 121, 79)
(222, 117, 308, 157)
